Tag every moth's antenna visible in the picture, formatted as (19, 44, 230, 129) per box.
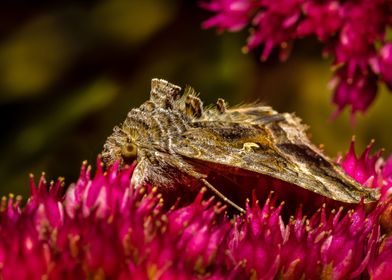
(201, 178, 245, 213)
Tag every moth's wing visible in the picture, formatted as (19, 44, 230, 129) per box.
(173, 109, 380, 203)
(200, 104, 285, 124)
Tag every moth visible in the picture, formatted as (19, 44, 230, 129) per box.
(102, 78, 380, 213)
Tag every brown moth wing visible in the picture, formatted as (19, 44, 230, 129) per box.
(173, 106, 380, 204)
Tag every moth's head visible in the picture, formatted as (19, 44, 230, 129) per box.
(102, 126, 138, 167)
(119, 140, 138, 165)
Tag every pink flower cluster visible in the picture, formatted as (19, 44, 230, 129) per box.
(0, 144, 392, 279)
(201, 0, 392, 120)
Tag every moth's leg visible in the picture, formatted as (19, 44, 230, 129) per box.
(200, 178, 245, 213)
(170, 156, 245, 213)
(130, 160, 148, 188)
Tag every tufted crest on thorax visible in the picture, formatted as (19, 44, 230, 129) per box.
(146, 79, 205, 119)
(149, 78, 182, 109)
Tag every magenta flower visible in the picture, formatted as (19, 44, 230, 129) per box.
(1, 141, 392, 279)
(330, 68, 378, 124)
(246, 0, 303, 61)
(200, 0, 257, 31)
(201, 0, 392, 120)
(377, 43, 392, 90)
(296, 1, 342, 41)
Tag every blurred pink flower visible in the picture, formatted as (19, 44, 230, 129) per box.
(377, 43, 392, 90)
(1, 141, 392, 279)
(200, 0, 257, 31)
(296, 1, 342, 41)
(201, 0, 392, 120)
(330, 67, 378, 124)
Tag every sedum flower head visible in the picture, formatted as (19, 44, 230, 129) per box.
(377, 43, 392, 90)
(200, 0, 257, 32)
(0, 143, 392, 279)
(201, 0, 392, 120)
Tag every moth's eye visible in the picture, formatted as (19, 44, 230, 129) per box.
(121, 143, 138, 163)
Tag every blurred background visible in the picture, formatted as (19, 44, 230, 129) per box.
(1, 0, 391, 197)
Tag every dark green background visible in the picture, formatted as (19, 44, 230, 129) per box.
(1, 0, 391, 197)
